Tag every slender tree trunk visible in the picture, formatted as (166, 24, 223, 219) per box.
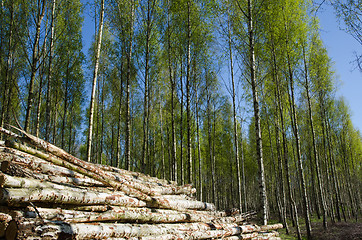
(206, 74, 214, 204)
(239, 120, 247, 213)
(159, 100, 165, 180)
(125, 0, 135, 171)
(320, 113, 336, 222)
(100, 74, 105, 164)
(269, 38, 288, 232)
(170, 67, 177, 182)
(212, 104, 217, 208)
(228, 16, 242, 212)
(247, 0, 267, 225)
(274, 101, 288, 233)
(186, 0, 192, 185)
(45, 0, 56, 142)
(287, 54, 312, 239)
(1, 1, 15, 135)
(68, 106, 74, 153)
(35, 33, 49, 139)
(302, 47, 327, 229)
(35, 58, 44, 138)
(196, 90, 202, 201)
(61, 62, 70, 150)
(275, 62, 300, 238)
(87, 0, 104, 162)
(52, 92, 58, 145)
(141, 0, 154, 174)
(343, 137, 358, 220)
(116, 60, 124, 168)
(180, 61, 184, 185)
(325, 115, 342, 222)
(25, 0, 46, 133)
(166, 0, 177, 182)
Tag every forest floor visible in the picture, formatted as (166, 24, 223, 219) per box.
(311, 221, 362, 240)
(278, 218, 362, 239)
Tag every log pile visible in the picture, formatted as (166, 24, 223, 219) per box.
(0, 127, 283, 239)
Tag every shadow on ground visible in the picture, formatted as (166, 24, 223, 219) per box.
(312, 221, 362, 240)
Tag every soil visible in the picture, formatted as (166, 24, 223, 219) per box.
(311, 221, 362, 240)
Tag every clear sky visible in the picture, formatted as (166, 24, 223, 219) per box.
(317, 4, 362, 133)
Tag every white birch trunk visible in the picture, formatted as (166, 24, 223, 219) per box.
(0, 187, 147, 207)
(87, 0, 105, 162)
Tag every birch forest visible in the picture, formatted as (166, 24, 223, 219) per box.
(0, 0, 361, 238)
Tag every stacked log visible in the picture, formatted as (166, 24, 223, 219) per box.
(0, 127, 283, 239)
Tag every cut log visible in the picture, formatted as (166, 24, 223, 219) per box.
(101, 166, 196, 196)
(5, 140, 153, 202)
(0, 187, 147, 207)
(250, 231, 280, 240)
(1, 129, 209, 211)
(21, 206, 249, 225)
(1, 149, 105, 188)
(1, 148, 79, 177)
(0, 172, 103, 189)
(0, 127, 284, 240)
(150, 195, 216, 211)
(23, 206, 212, 223)
(260, 224, 284, 231)
(5, 219, 281, 240)
(211, 214, 245, 224)
(98, 164, 174, 186)
(4, 130, 176, 196)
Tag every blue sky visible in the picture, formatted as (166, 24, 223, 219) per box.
(317, 4, 362, 132)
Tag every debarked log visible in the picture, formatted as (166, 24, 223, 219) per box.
(0, 187, 147, 207)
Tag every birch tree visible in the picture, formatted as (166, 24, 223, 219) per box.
(24, 0, 46, 133)
(87, 0, 105, 162)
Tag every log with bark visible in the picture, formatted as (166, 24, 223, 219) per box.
(0, 127, 283, 239)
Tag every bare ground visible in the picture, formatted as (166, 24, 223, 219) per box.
(311, 221, 362, 240)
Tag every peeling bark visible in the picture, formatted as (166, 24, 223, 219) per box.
(0, 127, 283, 240)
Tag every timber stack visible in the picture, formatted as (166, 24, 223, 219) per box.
(0, 127, 283, 240)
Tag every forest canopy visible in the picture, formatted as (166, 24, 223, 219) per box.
(0, 0, 361, 238)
